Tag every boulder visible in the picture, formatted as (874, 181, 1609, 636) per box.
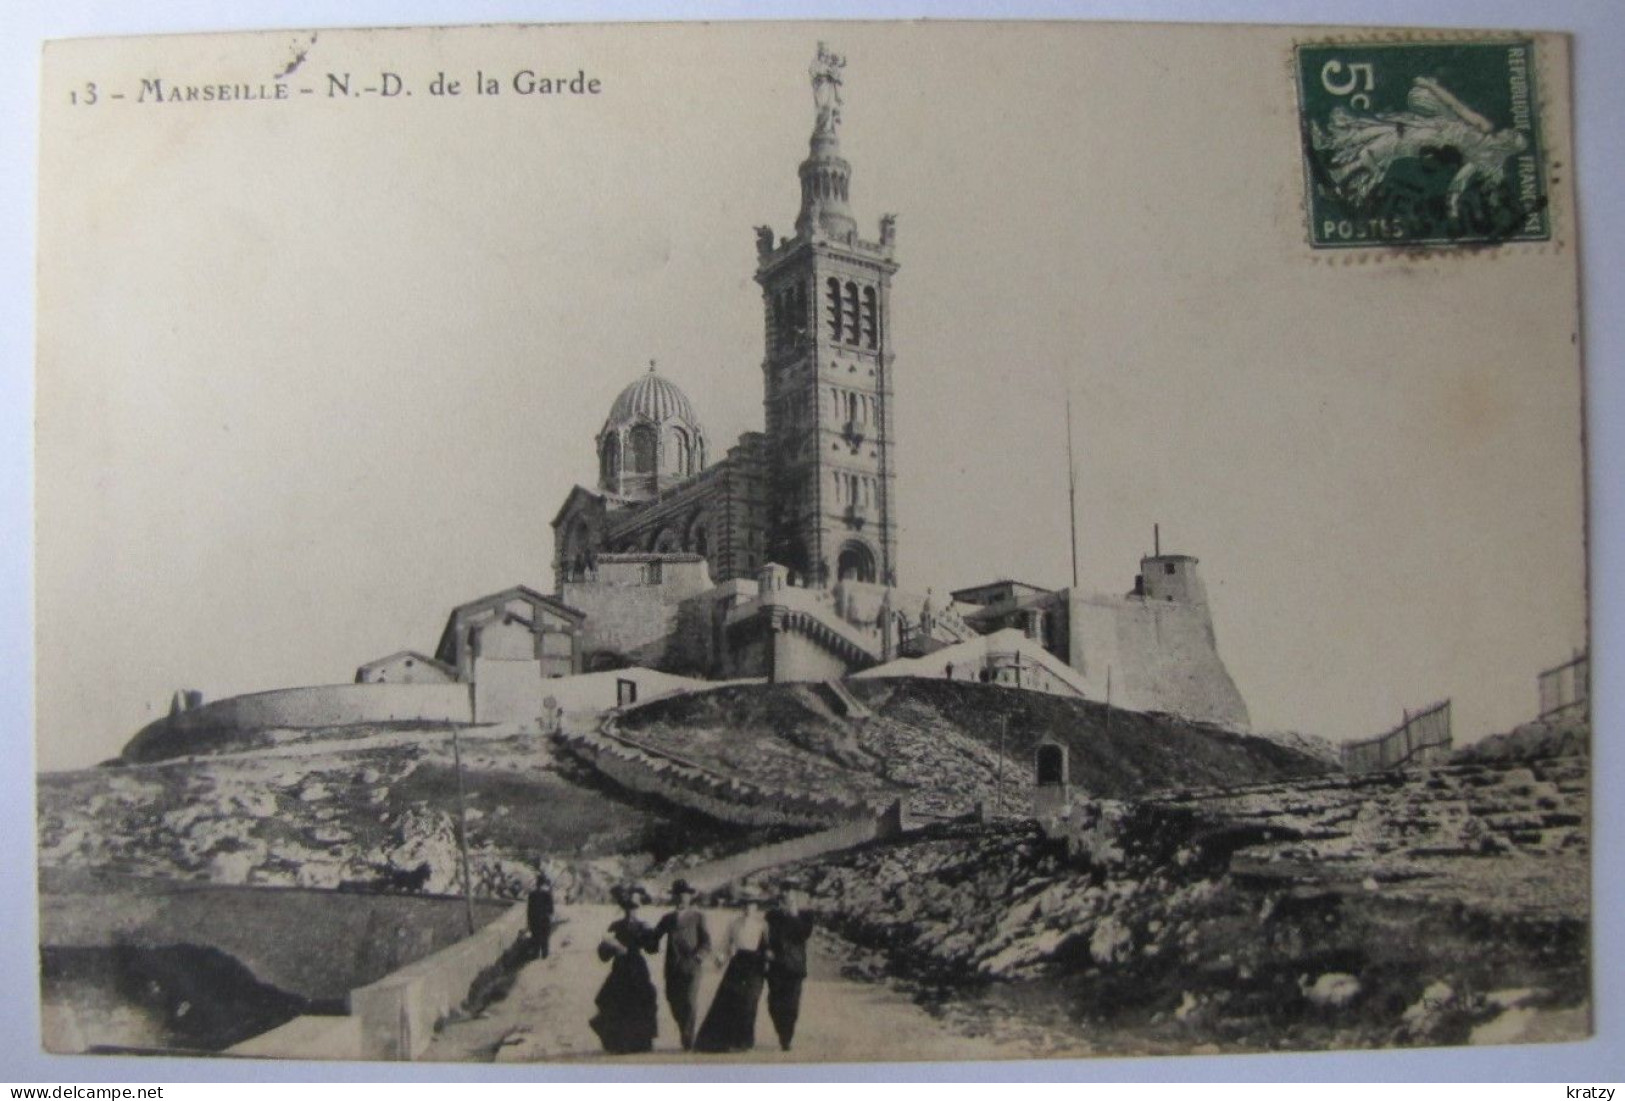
(1089, 916, 1133, 966)
(1302, 972, 1361, 1009)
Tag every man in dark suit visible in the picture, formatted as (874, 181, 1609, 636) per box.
(652, 879, 710, 1051)
(765, 883, 815, 1052)
(526, 872, 556, 960)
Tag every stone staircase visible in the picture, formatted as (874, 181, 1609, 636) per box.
(1143, 756, 1590, 919)
(554, 711, 883, 831)
(819, 678, 874, 721)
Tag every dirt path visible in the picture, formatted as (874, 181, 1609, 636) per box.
(423, 904, 1022, 1065)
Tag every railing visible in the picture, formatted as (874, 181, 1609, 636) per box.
(1538, 651, 1589, 721)
(746, 583, 884, 659)
(1341, 699, 1452, 773)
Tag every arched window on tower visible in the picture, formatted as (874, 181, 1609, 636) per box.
(668, 427, 690, 475)
(826, 277, 843, 342)
(630, 424, 656, 474)
(863, 287, 878, 349)
(844, 282, 861, 345)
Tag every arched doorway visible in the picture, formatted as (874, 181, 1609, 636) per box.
(836, 541, 877, 584)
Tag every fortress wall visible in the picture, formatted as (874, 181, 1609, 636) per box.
(561, 583, 681, 669)
(193, 683, 473, 729)
(671, 581, 756, 676)
(722, 631, 770, 680)
(1067, 594, 1125, 694)
(1068, 594, 1251, 730)
(773, 627, 853, 683)
(124, 684, 476, 760)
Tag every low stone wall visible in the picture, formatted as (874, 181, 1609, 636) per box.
(124, 683, 475, 761)
(543, 667, 714, 714)
(38, 869, 509, 1004)
(677, 812, 895, 892)
(349, 904, 528, 1061)
(557, 719, 874, 830)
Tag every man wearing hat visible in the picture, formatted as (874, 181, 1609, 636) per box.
(765, 882, 815, 1052)
(651, 878, 711, 1051)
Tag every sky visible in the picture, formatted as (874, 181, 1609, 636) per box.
(32, 21, 1588, 771)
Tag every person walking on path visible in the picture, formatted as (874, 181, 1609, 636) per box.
(694, 887, 770, 1053)
(588, 885, 660, 1054)
(765, 884, 815, 1052)
(526, 872, 556, 960)
(651, 878, 711, 1051)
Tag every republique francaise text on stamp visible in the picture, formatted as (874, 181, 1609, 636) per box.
(1296, 40, 1549, 248)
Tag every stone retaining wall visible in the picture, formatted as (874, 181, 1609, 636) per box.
(556, 719, 875, 829)
(348, 904, 528, 1060)
(123, 684, 475, 761)
(677, 812, 897, 892)
(38, 869, 508, 1004)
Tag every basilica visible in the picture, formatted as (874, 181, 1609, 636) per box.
(141, 45, 1252, 757)
(533, 44, 1251, 730)
(552, 45, 898, 595)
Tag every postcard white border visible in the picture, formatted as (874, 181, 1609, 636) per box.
(3, 0, 1620, 1084)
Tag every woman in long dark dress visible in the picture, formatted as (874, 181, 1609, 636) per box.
(589, 886, 660, 1054)
(694, 889, 770, 1053)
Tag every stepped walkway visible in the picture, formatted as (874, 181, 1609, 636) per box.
(820, 679, 873, 720)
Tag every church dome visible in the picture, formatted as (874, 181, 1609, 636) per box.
(596, 365, 708, 500)
(603, 368, 701, 433)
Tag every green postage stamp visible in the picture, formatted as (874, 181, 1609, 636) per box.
(1296, 40, 1549, 248)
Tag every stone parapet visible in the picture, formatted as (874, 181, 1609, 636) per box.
(347, 904, 528, 1061)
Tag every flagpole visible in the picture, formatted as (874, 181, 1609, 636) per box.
(1066, 392, 1080, 591)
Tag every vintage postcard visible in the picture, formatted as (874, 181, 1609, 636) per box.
(34, 22, 1588, 1064)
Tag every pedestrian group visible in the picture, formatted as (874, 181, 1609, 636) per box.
(540, 876, 812, 1056)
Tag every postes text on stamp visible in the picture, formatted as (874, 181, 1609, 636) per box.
(1296, 40, 1548, 248)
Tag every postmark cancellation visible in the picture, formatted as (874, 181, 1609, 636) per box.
(1296, 40, 1550, 249)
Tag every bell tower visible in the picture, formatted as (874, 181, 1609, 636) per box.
(755, 43, 900, 589)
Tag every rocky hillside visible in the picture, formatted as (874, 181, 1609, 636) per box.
(1454, 714, 1589, 764)
(42, 679, 1330, 906)
(616, 678, 1332, 819)
(38, 726, 786, 903)
(741, 756, 1589, 1055)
